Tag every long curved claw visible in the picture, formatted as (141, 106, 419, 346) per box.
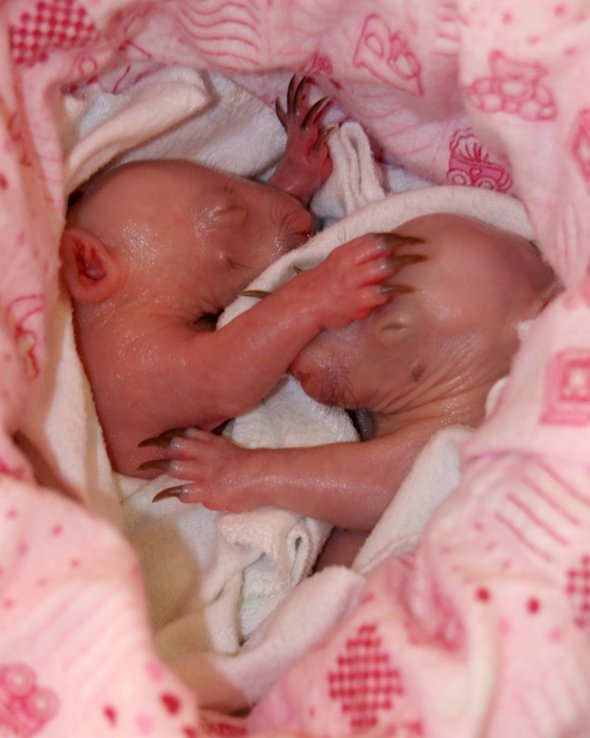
(388, 253, 428, 266)
(380, 284, 416, 295)
(376, 232, 425, 246)
(375, 233, 429, 296)
(287, 74, 307, 113)
(312, 125, 336, 153)
(240, 289, 273, 299)
(292, 75, 307, 114)
(153, 485, 188, 502)
(138, 428, 187, 447)
(286, 73, 298, 111)
(137, 459, 172, 473)
(301, 97, 330, 130)
(275, 98, 288, 130)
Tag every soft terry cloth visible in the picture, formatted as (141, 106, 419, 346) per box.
(3, 1, 590, 737)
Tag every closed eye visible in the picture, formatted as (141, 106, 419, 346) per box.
(193, 312, 221, 332)
(380, 315, 410, 331)
(223, 256, 250, 271)
(219, 182, 248, 224)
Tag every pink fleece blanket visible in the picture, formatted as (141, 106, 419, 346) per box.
(2, 0, 590, 736)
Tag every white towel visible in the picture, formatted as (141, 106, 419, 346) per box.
(311, 120, 386, 220)
(353, 425, 473, 573)
(63, 66, 210, 192)
(117, 71, 289, 177)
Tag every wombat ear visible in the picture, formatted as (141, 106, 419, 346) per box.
(60, 228, 122, 304)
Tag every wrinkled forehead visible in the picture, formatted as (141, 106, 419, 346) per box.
(399, 212, 544, 282)
(389, 213, 554, 327)
(399, 212, 521, 253)
(74, 159, 224, 216)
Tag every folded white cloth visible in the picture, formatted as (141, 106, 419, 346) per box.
(19, 288, 122, 524)
(167, 565, 366, 713)
(63, 66, 290, 192)
(63, 66, 210, 192)
(353, 425, 473, 573)
(311, 121, 386, 220)
(118, 71, 289, 177)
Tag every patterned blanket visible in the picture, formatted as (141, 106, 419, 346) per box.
(1, 1, 590, 735)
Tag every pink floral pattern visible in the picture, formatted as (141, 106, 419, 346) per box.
(0, 664, 59, 737)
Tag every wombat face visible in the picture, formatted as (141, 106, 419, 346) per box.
(290, 213, 557, 413)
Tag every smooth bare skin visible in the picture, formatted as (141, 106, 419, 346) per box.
(61, 157, 410, 475)
(146, 214, 559, 552)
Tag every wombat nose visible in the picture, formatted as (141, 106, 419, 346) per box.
(293, 367, 309, 383)
(281, 209, 315, 252)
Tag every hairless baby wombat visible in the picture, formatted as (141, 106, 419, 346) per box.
(61, 76, 420, 476)
(140, 213, 558, 564)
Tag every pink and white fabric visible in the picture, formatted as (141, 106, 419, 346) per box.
(1, 0, 590, 736)
(249, 286, 590, 736)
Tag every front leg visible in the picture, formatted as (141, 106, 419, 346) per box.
(139, 428, 428, 531)
(171, 232, 419, 431)
(267, 74, 333, 205)
(131, 231, 427, 470)
(140, 429, 259, 512)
